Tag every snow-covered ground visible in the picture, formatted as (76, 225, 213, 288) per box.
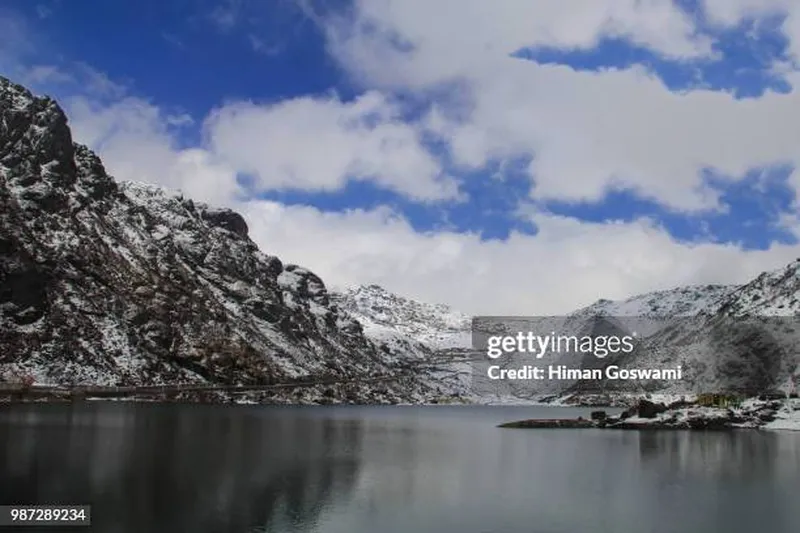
(331, 284, 472, 350)
(764, 399, 800, 431)
(618, 406, 751, 428)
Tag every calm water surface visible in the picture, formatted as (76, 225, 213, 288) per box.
(1, 403, 799, 533)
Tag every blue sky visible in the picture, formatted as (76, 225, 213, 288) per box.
(4, 0, 800, 313)
(36, 1, 346, 110)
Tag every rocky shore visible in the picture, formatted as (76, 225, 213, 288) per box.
(499, 397, 800, 431)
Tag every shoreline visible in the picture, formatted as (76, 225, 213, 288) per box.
(2, 395, 798, 431)
(498, 397, 800, 432)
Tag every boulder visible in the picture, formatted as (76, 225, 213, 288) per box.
(200, 208, 249, 239)
(590, 410, 607, 421)
(636, 399, 667, 419)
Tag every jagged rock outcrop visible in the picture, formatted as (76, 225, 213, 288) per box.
(0, 76, 439, 403)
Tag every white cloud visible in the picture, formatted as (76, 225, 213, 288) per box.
(208, 0, 241, 32)
(318, 0, 713, 90)
(61, 82, 458, 205)
(247, 34, 281, 56)
(309, 0, 800, 212)
(701, 0, 789, 28)
(64, 96, 242, 205)
(72, 62, 128, 99)
(15, 1, 800, 314)
(439, 62, 800, 210)
(17, 64, 74, 86)
(203, 91, 460, 202)
(241, 199, 800, 315)
(47, 67, 800, 315)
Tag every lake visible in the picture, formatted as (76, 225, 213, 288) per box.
(1, 403, 799, 533)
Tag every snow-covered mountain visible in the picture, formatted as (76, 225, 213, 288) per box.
(564, 271, 800, 397)
(338, 275, 800, 401)
(571, 284, 737, 318)
(331, 284, 472, 351)
(0, 75, 457, 404)
(334, 282, 741, 357)
(335, 273, 800, 400)
(3, 74, 798, 404)
(718, 258, 800, 316)
(330, 285, 475, 399)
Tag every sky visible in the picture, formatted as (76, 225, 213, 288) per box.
(4, 0, 800, 315)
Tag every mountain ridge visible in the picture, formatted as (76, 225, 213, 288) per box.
(340, 268, 800, 400)
(3, 73, 799, 404)
(0, 75, 452, 404)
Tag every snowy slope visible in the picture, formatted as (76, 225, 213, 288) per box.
(571, 284, 737, 318)
(764, 398, 800, 431)
(0, 75, 451, 404)
(565, 269, 800, 397)
(331, 284, 472, 350)
(333, 277, 800, 400)
(717, 258, 800, 316)
(331, 285, 477, 400)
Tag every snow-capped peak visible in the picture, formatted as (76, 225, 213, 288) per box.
(717, 258, 800, 316)
(572, 284, 738, 318)
(331, 284, 472, 350)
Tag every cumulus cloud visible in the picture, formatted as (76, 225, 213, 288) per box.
(316, 0, 714, 89)
(41, 68, 457, 205)
(44, 73, 800, 315)
(241, 200, 800, 315)
(435, 62, 800, 211)
(306, 0, 800, 213)
(64, 95, 242, 205)
(203, 91, 460, 202)
(13, 1, 800, 314)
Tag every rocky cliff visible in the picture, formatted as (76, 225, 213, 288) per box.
(0, 76, 442, 403)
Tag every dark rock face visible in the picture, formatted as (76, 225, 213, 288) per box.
(200, 208, 249, 239)
(499, 418, 596, 429)
(0, 76, 434, 403)
(634, 399, 668, 419)
(618, 399, 668, 419)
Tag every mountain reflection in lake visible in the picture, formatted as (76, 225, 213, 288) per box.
(0, 404, 363, 532)
(1, 404, 799, 533)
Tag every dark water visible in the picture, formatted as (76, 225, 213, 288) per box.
(1, 403, 800, 533)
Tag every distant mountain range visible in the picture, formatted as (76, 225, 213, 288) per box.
(336, 272, 800, 400)
(1, 75, 798, 403)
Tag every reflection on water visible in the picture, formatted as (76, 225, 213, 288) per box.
(1, 404, 799, 533)
(0, 405, 363, 533)
(633, 431, 800, 533)
(637, 429, 800, 479)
